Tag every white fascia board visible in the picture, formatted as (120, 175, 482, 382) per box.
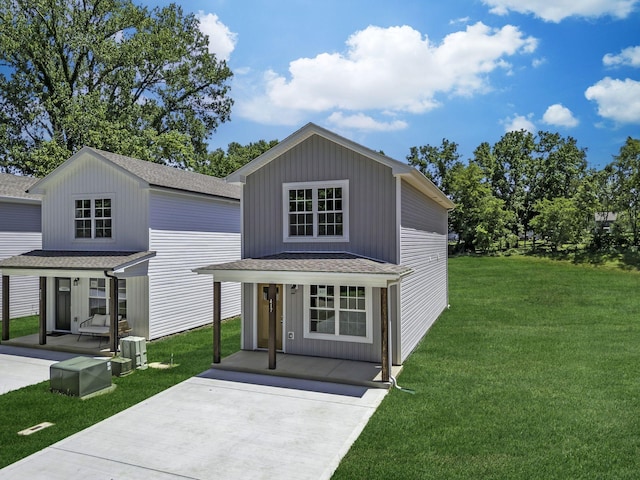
(194, 268, 401, 288)
(1, 268, 112, 278)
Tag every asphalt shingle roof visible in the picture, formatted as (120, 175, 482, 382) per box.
(0, 250, 155, 271)
(0, 173, 41, 201)
(87, 148, 241, 200)
(197, 252, 412, 276)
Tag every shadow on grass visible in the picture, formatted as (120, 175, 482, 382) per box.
(522, 247, 640, 271)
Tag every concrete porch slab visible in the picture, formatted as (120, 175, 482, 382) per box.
(3, 333, 113, 356)
(211, 350, 403, 389)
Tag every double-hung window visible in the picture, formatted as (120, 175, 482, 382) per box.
(304, 284, 372, 343)
(89, 278, 107, 315)
(74, 197, 112, 239)
(283, 181, 349, 242)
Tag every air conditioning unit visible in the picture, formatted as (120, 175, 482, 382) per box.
(120, 336, 147, 370)
(110, 356, 133, 377)
(50, 357, 112, 397)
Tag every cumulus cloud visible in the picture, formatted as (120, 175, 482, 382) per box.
(603, 46, 640, 68)
(196, 12, 237, 62)
(238, 23, 537, 129)
(542, 103, 579, 127)
(483, 0, 638, 22)
(327, 112, 408, 131)
(585, 77, 640, 124)
(503, 113, 536, 133)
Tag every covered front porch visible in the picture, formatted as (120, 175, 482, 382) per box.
(196, 252, 412, 386)
(2, 331, 111, 356)
(0, 250, 155, 353)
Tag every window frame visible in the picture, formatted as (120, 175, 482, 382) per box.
(89, 277, 107, 316)
(282, 180, 349, 242)
(73, 195, 114, 241)
(303, 283, 373, 343)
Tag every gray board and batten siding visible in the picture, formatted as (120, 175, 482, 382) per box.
(242, 134, 398, 262)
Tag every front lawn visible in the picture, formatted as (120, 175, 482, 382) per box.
(0, 318, 241, 469)
(333, 256, 640, 479)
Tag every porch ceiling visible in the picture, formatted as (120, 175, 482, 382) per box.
(0, 250, 155, 278)
(194, 252, 412, 287)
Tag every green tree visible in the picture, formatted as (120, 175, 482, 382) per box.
(195, 139, 279, 177)
(0, 0, 233, 175)
(610, 137, 640, 246)
(407, 139, 462, 195)
(530, 197, 581, 251)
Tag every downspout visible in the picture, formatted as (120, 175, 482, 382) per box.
(386, 279, 415, 394)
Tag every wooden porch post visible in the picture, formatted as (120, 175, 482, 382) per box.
(39, 277, 47, 345)
(109, 276, 118, 352)
(2, 275, 9, 341)
(381, 287, 389, 383)
(268, 283, 277, 370)
(213, 281, 221, 364)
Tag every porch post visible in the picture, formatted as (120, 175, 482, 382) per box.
(381, 287, 389, 383)
(268, 283, 277, 370)
(109, 276, 118, 352)
(39, 277, 47, 345)
(2, 275, 9, 341)
(213, 281, 221, 364)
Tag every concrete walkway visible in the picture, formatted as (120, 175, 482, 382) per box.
(0, 369, 387, 479)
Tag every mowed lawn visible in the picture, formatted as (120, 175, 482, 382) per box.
(334, 256, 640, 479)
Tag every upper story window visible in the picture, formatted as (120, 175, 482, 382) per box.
(75, 197, 112, 239)
(283, 180, 349, 242)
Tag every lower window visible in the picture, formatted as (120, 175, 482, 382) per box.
(305, 284, 372, 343)
(89, 278, 107, 315)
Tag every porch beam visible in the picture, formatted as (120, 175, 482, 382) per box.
(109, 276, 118, 352)
(381, 287, 389, 383)
(213, 281, 221, 364)
(39, 277, 47, 345)
(268, 283, 277, 370)
(2, 275, 9, 341)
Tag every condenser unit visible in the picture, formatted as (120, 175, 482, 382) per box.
(50, 357, 112, 397)
(120, 336, 147, 369)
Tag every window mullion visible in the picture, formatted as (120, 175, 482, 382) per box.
(312, 187, 318, 238)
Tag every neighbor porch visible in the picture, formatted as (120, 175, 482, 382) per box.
(2, 332, 111, 356)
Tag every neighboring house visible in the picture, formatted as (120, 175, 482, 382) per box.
(196, 123, 454, 379)
(0, 148, 241, 349)
(0, 173, 42, 318)
(595, 212, 617, 232)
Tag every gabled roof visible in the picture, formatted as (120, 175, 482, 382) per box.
(0, 173, 41, 203)
(29, 147, 240, 200)
(226, 123, 454, 210)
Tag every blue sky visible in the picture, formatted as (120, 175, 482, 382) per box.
(142, 0, 639, 169)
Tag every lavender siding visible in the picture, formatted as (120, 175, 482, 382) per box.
(399, 180, 449, 362)
(243, 135, 397, 262)
(0, 202, 42, 318)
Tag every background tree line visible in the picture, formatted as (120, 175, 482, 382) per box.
(408, 132, 640, 253)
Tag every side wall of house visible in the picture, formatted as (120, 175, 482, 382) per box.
(243, 134, 397, 262)
(40, 153, 149, 251)
(148, 190, 241, 340)
(0, 201, 42, 318)
(399, 180, 449, 362)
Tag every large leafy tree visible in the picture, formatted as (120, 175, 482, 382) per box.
(407, 138, 462, 195)
(610, 137, 640, 246)
(0, 0, 233, 175)
(195, 139, 279, 178)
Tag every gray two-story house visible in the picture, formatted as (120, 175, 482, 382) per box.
(196, 123, 454, 381)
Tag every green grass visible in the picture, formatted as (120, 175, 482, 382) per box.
(0, 318, 240, 469)
(3, 314, 39, 339)
(333, 256, 640, 479)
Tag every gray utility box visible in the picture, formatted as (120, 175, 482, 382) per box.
(110, 356, 133, 377)
(50, 357, 112, 397)
(120, 336, 147, 370)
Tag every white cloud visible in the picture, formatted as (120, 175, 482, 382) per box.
(196, 12, 237, 62)
(585, 77, 640, 124)
(542, 103, 579, 127)
(603, 46, 640, 68)
(327, 112, 408, 131)
(449, 17, 471, 25)
(503, 113, 536, 133)
(532, 57, 546, 68)
(483, 0, 638, 22)
(237, 23, 537, 129)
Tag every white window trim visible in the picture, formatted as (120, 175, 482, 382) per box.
(282, 180, 349, 243)
(72, 194, 115, 242)
(303, 284, 373, 344)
